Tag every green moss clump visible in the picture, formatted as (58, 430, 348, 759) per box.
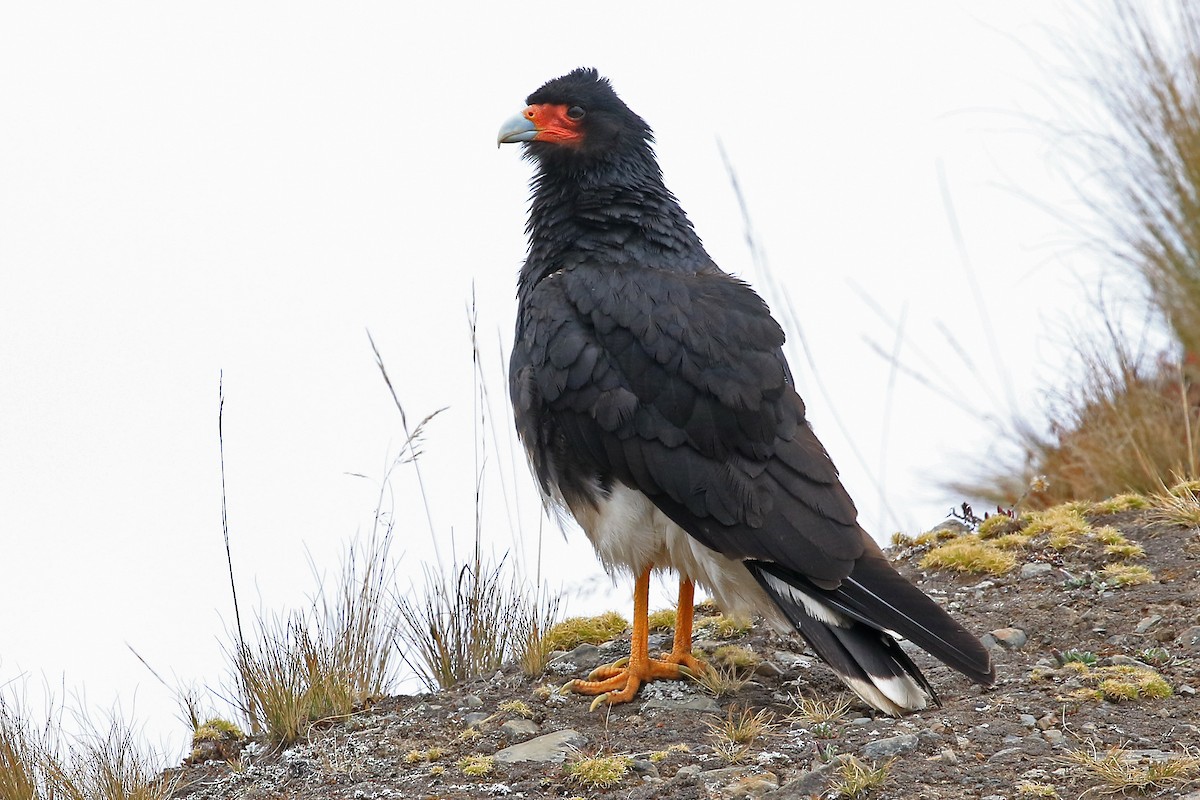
(919, 537, 1016, 575)
(711, 644, 760, 670)
(543, 612, 629, 652)
(566, 755, 631, 789)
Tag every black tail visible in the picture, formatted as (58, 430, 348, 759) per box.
(746, 552, 993, 714)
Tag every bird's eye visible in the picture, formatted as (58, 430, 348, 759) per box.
(566, 105, 586, 120)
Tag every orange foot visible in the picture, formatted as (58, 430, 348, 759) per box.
(566, 654, 697, 710)
(563, 568, 709, 710)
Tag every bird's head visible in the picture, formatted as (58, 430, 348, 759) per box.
(497, 68, 654, 169)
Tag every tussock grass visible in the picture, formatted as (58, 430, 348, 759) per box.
(703, 706, 776, 763)
(951, 3, 1200, 509)
(0, 693, 176, 800)
(710, 645, 760, 670)
(1099, 563, 1155, 587)
(788, 693, 851, 726)
(919, 537, 1016, 575)
(696, 613, 753, 638)
(542, 612, 628, 653)
(565, 754, 631, 789)
(1062, 742, 1200, 795)
(690, 661, 751, 698)
(646, 608, 677, 631)
(830, 756, 893, 799)
(228, 531, 399, 745)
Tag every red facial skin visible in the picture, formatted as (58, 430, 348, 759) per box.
(522, 104, 584, 146)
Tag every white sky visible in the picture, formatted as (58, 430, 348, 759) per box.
(1, 0, 1135, 761)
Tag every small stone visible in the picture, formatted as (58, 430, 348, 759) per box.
(983, 627, 1028, 651)
(771, 651, 811, 670)
(1043, 729, 1065, 747)
(768, 755, 859, 797)
(462, 695, 484, 708)
(630, 759, 660, 780)
(1175, 626, 1200, 653)
(1102, 654, 1153, 669)
(500, 719, 539, 739)
(1019, 563, 1053, 579)
(1036, 714, 1057, 730)
(494, 729, 585, 763)
(938, 749, 957, 765)
(754, 661, 784, 678)
(988, 747, 1024, 763)
(675, 765, 701, 781)
(1179, 684, 1196, 695)
(1135, 615, 1163, 633)
(463, 712, 490, 729)
(643, 696, 721, 713)
(1018, 714, 1037, 728)
(860, 733, 919, 760)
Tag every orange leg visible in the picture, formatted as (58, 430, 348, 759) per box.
(565, 569, 706, 710)
(658, 578, 706, 674)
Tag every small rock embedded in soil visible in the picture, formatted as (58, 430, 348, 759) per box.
(493, 729, 585, 763)
(500, 719, 539, 738)
(860, 733, 919, 760)
(982, 627, 1028, 650)
(1019, 562, 1053, 579)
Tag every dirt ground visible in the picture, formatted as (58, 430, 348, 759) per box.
(166, 506, 1200, 799)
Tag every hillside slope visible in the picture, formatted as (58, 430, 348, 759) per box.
(167, 504, 1200, 799)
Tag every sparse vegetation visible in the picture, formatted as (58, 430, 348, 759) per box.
(542, 612, 628, 653)
(457, 754, 495, 777)
(788, 693, 852, 726)
(690, 660, 751, 698)
(919, 537, 1017, 575)
(703, 705, 776, 763)
(564, 754, 631, 789)
(1099, 563, 1155, 587)
(710, 644, 760, 671)
(696, 613, 753, 638)
(1063, 743, 1200, 795)
(225, 531, 399, 746)
(830, 756, 893, 799)
(646, 608, 677, 631)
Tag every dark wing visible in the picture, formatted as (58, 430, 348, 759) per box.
(511, 261, 862, 581)
(511, 262, 994, 687)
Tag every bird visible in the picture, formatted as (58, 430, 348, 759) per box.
(497, 67, 995, 715)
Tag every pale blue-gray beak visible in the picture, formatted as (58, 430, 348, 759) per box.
(497, 111, 538, 147)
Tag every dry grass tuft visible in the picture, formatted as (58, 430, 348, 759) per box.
(919, 537, 1017, 575)
(1099, 563, 1155, 588)
(703, 706, 776, 763)
(710, 645, 760, 671)
(1062, 743, 1200, 795)
(788, 693, 852, 726)
(564, 754, 631, 789)
(542, 612, 628, 653)
(229, 531, 398, 745)
(0, 694, 177, 800)
(690, 660, 751, 698)
(696, 613, 753, 638)
(830, 756, 893, 799)
(646, 608, 677, 631)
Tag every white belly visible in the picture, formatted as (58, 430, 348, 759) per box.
(567, 482, 787, 627)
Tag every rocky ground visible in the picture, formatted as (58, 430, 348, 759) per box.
(165, 503, 1200, 799)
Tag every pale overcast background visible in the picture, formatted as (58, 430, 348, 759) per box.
(1, 1, 1135, 759)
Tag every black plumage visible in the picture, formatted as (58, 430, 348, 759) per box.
(500, 68, 994, 713)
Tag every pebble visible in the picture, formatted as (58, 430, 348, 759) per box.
(767, 754, 858, 797)
(860, 733, 919, 760)
(1135, 614, 1163, 633)
(500, 719, 539, 738)
(630, 759, 659, 780)
(642, 695, 721, 713)
(1019, 562, 1053, 579)
(754, 661, 784, 678)
(675, 765, 701, 781)
(463, 712, 490, 729)
(462, 695, 484, 709)
(1018, 714, 1037, 728)
(493, 729, 585, 763)
(938, 749, 958, 765)
(982, 627, 1028, 650)
(1043, 729, 1065, 746)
